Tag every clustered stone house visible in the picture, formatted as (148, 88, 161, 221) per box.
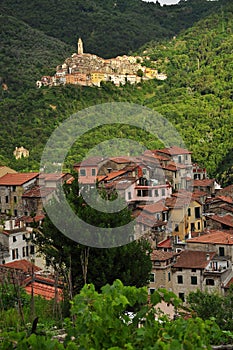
(36, 38, 167, 88)
(1, 145, 233, 302)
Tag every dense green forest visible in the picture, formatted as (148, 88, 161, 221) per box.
(0, 0, 233, 185)
(0, 0, 221, 58)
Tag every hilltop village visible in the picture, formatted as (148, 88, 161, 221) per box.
(37, 38, 167, 88)
(1, 146, 233, 302)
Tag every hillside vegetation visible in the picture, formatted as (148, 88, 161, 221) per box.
(0, 0, 220, 58)
(0, 0, 233, 185)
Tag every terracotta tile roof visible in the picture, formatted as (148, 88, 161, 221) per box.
(143, 150, 170, 161)
(187, 229, 233, 245)
(157, 237, 172, 249)
(157, 146, 192, 156)
(109, 157, 131, 164)
(74, 156, 104, 167)
(151, 250, 175, 261)
(22, 186, 55, 198)
(3, 260, 41, 274)
(173, 250, 216, 269)
(138, 200, 168, 214)
(24, 276, 63, 300)
(165, 196, 190, 208)
(208, 214, 233, 228)
(104, 169, 129, 181)
(193, 179, 215, 187)
(0, 172, 39, 186)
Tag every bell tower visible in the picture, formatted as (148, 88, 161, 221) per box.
(78, 38, 84, 55)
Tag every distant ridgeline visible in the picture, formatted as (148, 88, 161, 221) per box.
(37, 38, 167, 88)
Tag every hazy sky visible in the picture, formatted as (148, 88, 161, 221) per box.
(143, 0, 180, 5)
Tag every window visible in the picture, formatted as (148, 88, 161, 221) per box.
(149, 288, 155, 295)
(191, 276, 197, 285)
(162, 189, 165, 196)
(178, 155, 182, 163)
(30, 245, 35, 255)
(14, 196, 17, 203)
(177, 275, 183, 284)
(206, 279, 215, 286)
(79, 169, 86, 176)
(5, 196, 8, 204)
(142, 168, 147, 175)
(188, 208, 191, 216)
(168, 272, 171, 282)
(195, 207, 201, 219)
(178, 267, 182, 271)
(197, 222, 201, 230)
(91, 168, 96, 176)
(179, 293, 185, 302)
(175, 224, 179, 232)
(150, 273, 155, 283)
(14, 209, 17, 217)
(128, 192, 131, 200)
(12, 248, 18, 260)
(219, 247, 225, 257)
(22, 246, 29, 257)
(154, 189, 159, 197)
(191, 269, 196, 272)
(22, 234, 26, 240)
(12, 186, 16, 192)
(148, 190, 152, 197)
(13, 236, 17, 242)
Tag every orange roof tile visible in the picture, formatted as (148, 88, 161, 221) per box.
(138, 200, 168, 214)
(157, 146, 192, 156)
(208, 214, 233, 228)
(157, 237, 172, 249)
(187, 230, 233, 245)
(151, 250, 175, 261)
(23, 275, 62, 301)
(173, 250, 216, 269)
(0, 172, 39, 186)
(3, 260, 41, 274)
(193, 179, 215, 187)
(74, 156, 104, 167)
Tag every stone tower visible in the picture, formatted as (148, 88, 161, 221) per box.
(78, 38, 84, 55)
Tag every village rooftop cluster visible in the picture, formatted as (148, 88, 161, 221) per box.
(36, 38, 167, 88)
(0, 145, 233, 302)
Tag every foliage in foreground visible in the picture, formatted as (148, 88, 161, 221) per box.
(1, 280, 233, 349)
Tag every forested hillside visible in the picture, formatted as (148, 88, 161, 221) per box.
(0, 0, 220, 58)
(0, 0, 233, 185)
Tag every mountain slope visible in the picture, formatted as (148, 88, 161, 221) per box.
(0, 1, 233, 185)
(0, 0, 221, 58)
(0, 15, 73, 91)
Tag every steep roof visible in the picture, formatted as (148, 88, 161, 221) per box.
(157, 237, 172, 249)
(0, 172, 39, 186)
(173, 250, 216, 269)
